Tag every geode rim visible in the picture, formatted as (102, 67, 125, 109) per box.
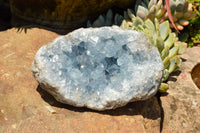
(32, 26, 163, 111)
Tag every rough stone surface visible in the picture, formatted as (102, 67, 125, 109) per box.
(32, 27, 163, 111)
(161, 47, 200, 132)
(1, 28, 200, 133)
(0, 28, 161, 132)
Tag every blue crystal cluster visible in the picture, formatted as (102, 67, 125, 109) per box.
(32, 27, 163, 110)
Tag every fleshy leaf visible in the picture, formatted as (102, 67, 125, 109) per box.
(127, 9, 135, 20)
(164, 33, 176, 48)
(148, 0, 157, 9)
(156, 7, 166, 18)
(159, 21, 170, 41)
(162, 69, 170, 81)
(159, 83, 169, 93)
(114, 14, 123, 26)
(120, 20, 129, 29)
(87, 21, 92, 27)
(137, 5, 149, 19)
(169, 46, 179, 59)
(163, 56, 170, 69)
(144, 19, 155, 36)
(168, 56, 181, 73)
(93, 15, 105, 27)
(105, 9, 113, 26)
(174, 41, 187, 54)
(132, 17, 144, 27)
(161, 46, 170, 60)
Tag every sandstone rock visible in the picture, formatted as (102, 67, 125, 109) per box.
(0, 28, 161, 132)
(161, 47, 200, 132)
(1, 27, 200, 133)
(32, 27, 163, 110)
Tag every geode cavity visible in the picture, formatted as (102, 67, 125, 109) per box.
(32, 26, 163, 111)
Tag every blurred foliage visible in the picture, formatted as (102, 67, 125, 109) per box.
(187, 0, 200, 47)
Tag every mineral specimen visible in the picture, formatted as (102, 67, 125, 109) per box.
(32, 26, 163, 111)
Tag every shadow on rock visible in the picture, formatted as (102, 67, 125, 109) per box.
(167, 70, 182, 82)
(0, 2, 12, 31)
(0, 1, 69, 35)
(37, 85, 161, 120)
(181, 57, 187, 62)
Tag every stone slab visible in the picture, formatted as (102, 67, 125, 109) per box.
(0, 28, 161, 133)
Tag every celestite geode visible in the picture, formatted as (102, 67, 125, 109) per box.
(32, 26, 163, 110)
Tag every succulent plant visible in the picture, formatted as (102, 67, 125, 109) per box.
(187, 17, 200, 46)
(87, 2, 189, 92)
(88, 0, 196, 31)
(131, 0, 196, 31)
(121, 16, 187, 92)
(187, 0, 200, 46)
(87, 9, 123, 28)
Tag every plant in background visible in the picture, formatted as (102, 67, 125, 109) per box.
(133, 0, 196, 31)
(121, 17, 187, 92)
(187, 0, 200, 46)
(88, 0, 196, 31)
(188, 0, 200, 16)
(87, 0, 191, 92)
(87, 9, 124, 28)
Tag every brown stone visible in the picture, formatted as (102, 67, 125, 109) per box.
(1, 27, 200, 133)
(161, 47, 200, 132)
(0, 28, 161, 133)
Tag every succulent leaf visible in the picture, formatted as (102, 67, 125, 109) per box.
(156, 0, 163, 10)
(169, 0, 177, 13)
(179, 19, 189, 26)
(168, 56, 181, 73)
(93, 15, 105, 27)
(169, 46, 179, 58)
(121, 20, 129, 29)
(174, 41, 187, 54)
(127, 9, 135, 20)
(132, 16, 144, 27)
(87, 5, 188, 92)
(175, 23, 184, 30)
(124, 11, 129, 20)
(176, 3, 185, 12)
(159, 83, 169, 93)
(149, 5, 157, 14)
(161, 46, 170, 60)
(137, 6, 149, 19)
(87, 20, 92, 27)
(148, 0, 157, 9)
(159, 21, 170, 41)
(156, 35, 165, 53)
(175, 11, 184, 18)
(162, 69, 170, 81)
(133, 0, 195, 30)
(163, 56, 171, 69)
(88, 0, 195, 31)
(105, 9, 113, 26)
(114, 14, 124, 26)
(164, 33, 176, 48)
(156, 7, 166, 18)
(144, 19, 155, 36)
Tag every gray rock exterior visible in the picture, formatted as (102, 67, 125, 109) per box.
(32, 26, 163, 111)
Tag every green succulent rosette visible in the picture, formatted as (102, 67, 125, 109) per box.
(87, 5, 189, 92)
(133, 0, 196, 31)
(87, 9, 124, 27)
(121, 17, 187, 92)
